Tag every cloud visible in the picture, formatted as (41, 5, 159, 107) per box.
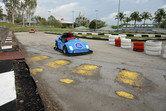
(136, 0, 149, 4)
(161, 4, 166, 9)
(101, 11, 131, 25)
(124, 11, 131, 15)
(35, 2, 79, 21)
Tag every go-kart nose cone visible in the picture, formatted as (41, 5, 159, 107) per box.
(75, 43, 83, 48)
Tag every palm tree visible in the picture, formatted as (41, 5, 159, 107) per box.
(115, 12, 126, 25)
(3, 0, 19, 24)
(154, 8, 166, 30)
(141, 12, 152, 28)
(124, 17, 131, 27)
(26, 0, 37, 26)
(130, 11, 142, 29)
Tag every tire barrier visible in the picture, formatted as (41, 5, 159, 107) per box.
(133, 41, 144, 52)
(115, 38, 121, 47)
(120, 35, 126, 39)
(109, 35, 120, 45)
(145, 40, 162, 56)
(163, 45, 166, 58)
(121, 39, 131, 48)
(109, 35, 126, 45)
(1, 37, 13, 52)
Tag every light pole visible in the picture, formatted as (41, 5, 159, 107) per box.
(95, 10, 98, 31)
(72, 11, 75, 29)
(117, 0, 120, 33)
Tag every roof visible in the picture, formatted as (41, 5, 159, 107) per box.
(75, 26, 89, 30)
(60, 21, 73, 24)
(99, 26, 113, 30)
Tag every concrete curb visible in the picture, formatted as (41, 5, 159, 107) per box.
(0, 33, 17, 111)
(73, 32, 166, 37)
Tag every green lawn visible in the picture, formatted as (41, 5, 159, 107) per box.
(13, 27, 76, 32)
(0, 22, 21, 28)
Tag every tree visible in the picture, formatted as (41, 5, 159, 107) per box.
(47, 15, 62, 27)
(125, 17, 131, 24)
(123, 17, 131, 27)
(141, 12, 152, 27)
(130, 11, 142, 29)
(154, 8, 166, 29)
(19, 0, 29, 27)
(39, 18, 48, 26)
(160, 20, 166, 29)
(26, 0, 37, 26)
(15, 13, 22, 23)
(32, 16, 42, 24)
(0, 6, 4, 20)
(89, 19, 106, 30)
(115, 12, 126, 25)
(3, 0, 19, 24)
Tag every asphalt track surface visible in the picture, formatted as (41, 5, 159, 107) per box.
(15, 32, 166, 111)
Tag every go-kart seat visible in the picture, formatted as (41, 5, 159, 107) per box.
(61, 33, 68, 43)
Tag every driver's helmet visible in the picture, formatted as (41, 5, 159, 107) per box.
(68, 32, 73, 36)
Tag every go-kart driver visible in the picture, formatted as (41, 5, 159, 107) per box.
(67, 32, 75, 41)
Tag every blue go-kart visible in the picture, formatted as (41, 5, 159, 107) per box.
(54, 33, 93, 55)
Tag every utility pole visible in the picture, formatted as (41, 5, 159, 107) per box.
(95, 10, 98, 31)
(72, 11, 75, 29)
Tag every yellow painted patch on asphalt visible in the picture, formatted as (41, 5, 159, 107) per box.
(72, 64, 99, 76)
(116, 91, 134, 99)
(45, 60, 70, 68)
(77, 65, 99, 70)
(30, 68, 43, 75)
(116, 70, 142, 87)
(59, 79, 74, 84)
(28, 56, 49, 62)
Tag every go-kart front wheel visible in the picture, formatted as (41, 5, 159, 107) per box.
(63, 46, 68, 54)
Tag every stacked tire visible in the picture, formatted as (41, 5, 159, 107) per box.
(115, 38, 121, 47)
(145, 40, 162, 56)
(121, 39, 131, 48)
(109, 35, 120, 45)
(163, 45, 166, 58)
(133, 41, 144, 52)
(120, 35, 126, 39)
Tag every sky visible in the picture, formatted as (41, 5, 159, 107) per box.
(0, 0, 166, 25)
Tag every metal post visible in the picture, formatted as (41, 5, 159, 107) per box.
(95, 10, 98, 31)
(117, 0, 120, 33)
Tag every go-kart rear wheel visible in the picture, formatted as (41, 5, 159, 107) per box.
(55, 41, 59, 50)
(63, 46, 68, 54)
